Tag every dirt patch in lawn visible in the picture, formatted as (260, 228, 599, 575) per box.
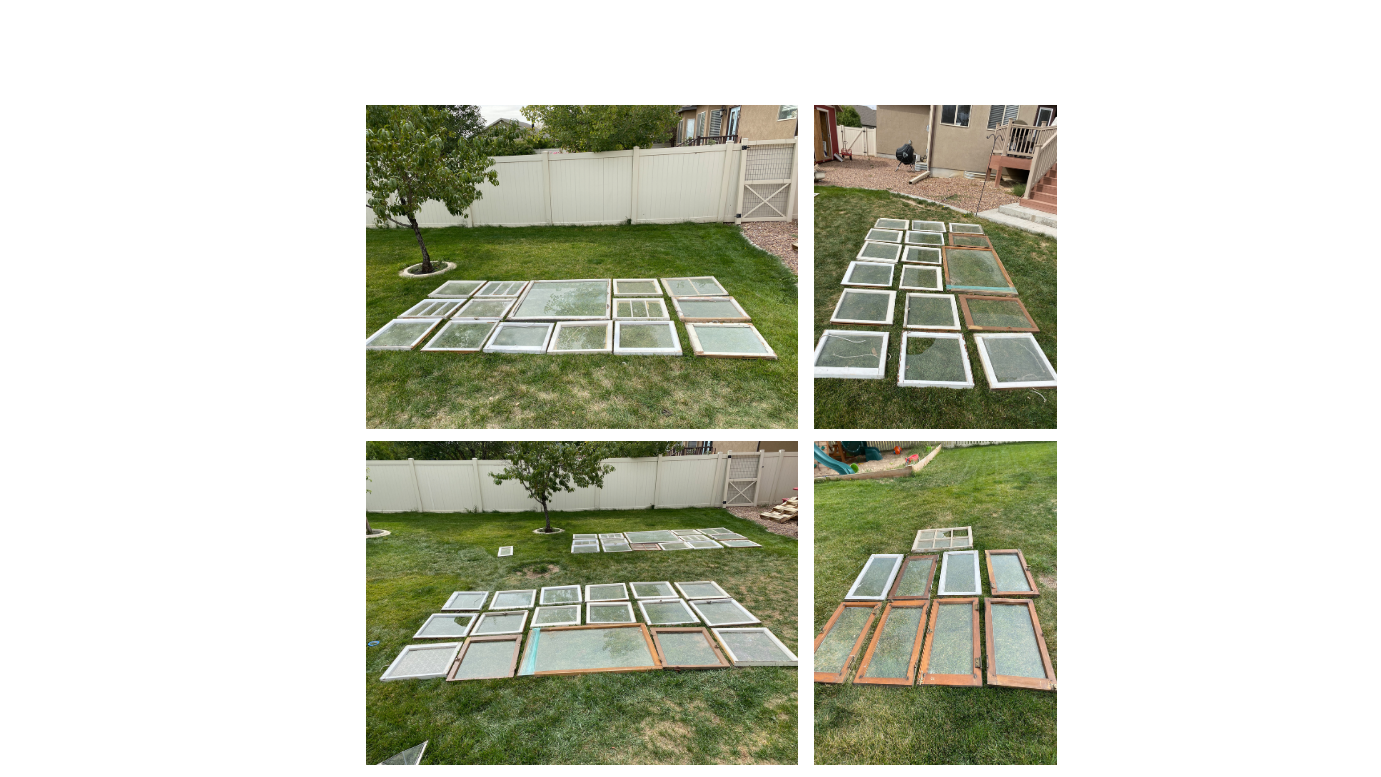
(521, 564, 560, 579)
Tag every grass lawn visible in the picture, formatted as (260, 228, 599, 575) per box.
(366, 223, 798, 428)
(813, 187, 1056, 429)
(366, 508, 798, 764)
(813, 442, 1057, 764)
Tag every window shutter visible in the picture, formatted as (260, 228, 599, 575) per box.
(1005, 105, 1020, 124)
(710, 109, 722, 137)
(987, 106, 1004, 130)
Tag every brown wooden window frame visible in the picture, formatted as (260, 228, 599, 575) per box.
(942, 247, 1018, 296)
(917, 596, 982, 687)
(984, 598, 1056, 691)
(984, 549, 1040, 597)
(853, 600, 931, 686)
(948, 232, 994, 250)
(813, 601, 879, 684)
(650, 627, 732, 670)
(530, 623, 664, 676)
(957, 295, 1039, 333)
(887, 554, 939, 600)
(445, 634, 522, 681)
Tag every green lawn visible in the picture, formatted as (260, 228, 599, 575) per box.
(366, 223, 798, 428)
(814, 442, 1057, 764)
(366, 508, 798, 764)
(813, 187, 1056, 429)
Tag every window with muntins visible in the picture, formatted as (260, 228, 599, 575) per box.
(941, 105, 971, 127)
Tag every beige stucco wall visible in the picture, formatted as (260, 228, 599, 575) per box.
(713, 441, 798, 453)
(736, 105, 797, 141)
(875, 105, 931, 162)
(930, 105, 1051, 174)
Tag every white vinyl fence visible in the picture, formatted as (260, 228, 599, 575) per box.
(838, 125, 878, 157)
(366, 452, 798, 514)
(367, 140, 797, 229)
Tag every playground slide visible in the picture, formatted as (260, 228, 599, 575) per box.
(813, 445, 853, 475)
(842, 441, 884, 461)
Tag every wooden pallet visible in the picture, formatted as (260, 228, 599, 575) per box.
(760, 497, 799, 523)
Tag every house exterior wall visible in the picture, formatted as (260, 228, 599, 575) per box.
(929, 105, 1046, 175)
(712, 441, 799, 453)
(676, 105, 795, 143)
(876, 105, 931, 162)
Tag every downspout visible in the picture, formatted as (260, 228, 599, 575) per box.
(926, 105, 937, 173)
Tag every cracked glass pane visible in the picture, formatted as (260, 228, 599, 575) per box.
(927, 602, 973, 674)
(992, 604, 1047, 678)
(814, 607, 871, 675)
(905, 337, 967, 383)
(533, 627, 655, 672)
(451, 639, 514, 679)
(990, 554, 1032, 592)
(512, 281, 608, 318)
(815, 332, 884, 369)
(861, 606, 925, 680)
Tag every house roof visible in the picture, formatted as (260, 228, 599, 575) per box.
(854, 105, 876, 127)
(486, 118, 532, 129)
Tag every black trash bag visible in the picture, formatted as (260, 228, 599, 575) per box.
(895, 141, 915, 166)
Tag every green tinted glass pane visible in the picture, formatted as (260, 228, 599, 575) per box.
(901, 266, 941, 289)
(379, 742, 427, 765)
(905, 337, 967, 382)
(861, 607, 925, 679)
(986, 338, 1055, 382)
(893, 558, 935, 597)
(992, 604, 1047, 678)
(859, 242, 898, 260)
(912, 220, 945, 232)
(866, 229, 901, 242)
(492, 591, 532, 608)
(877, 218, 909, 230)
(951, 223, 983, 234)
(952, 234, 989, 247)
(369, 321, 432, 347)
(990, 554, 1032, 592)
(678, 582, 724, 598)
(663, 278, 698, 296)
(852, 556, 898, 597)
(658, 631, 720, 665)
(474, 612, 525, 634)
(492, 325, 548, 347)
(720, 631, 790, 663)
(619, 280, 659, 294)
(588, 604, 634, 623)
(814, 607, 871, 675)
(533, 606, 579, 626)
(643, 600, 695, 624)
(553, 325, 607, 350)
(572, 544, 599, 553)
(836, 290, 891, 321)
(906, 296, 956, 327)
(846, 263, 893, 285)
(816, 332, 884, 368)
(690, 277, 727, 295)
(451, 639, 514, 679)
(678, 299, 742, 318)
(907, 231, 944, 245)
(459, 299, 512, 317)
(543, 588, 580, 604)
(620, 324, 675, 349)
(903, 246, 942, 264)
(946, 250, 1010, 289)
(512, 281, 607, 317)
(417, 614, 474, 637)
(927, 603, 973, 675)
(632, 582, 676, 598)
(481, 281, 526, 295)
(434, 280, 483, 296)
(615, 300, 633, 317)
(941, 553, 976, 593)
(429, 322, 495, 350)
(533, 627, 655, 672)
(694, 600, 751, 625)
(968, 299, 1033, 328)
(695, 326, 769, 355)
(587, 584, 627, 600)
(447, 592, 487, 610)
(626, 531, 680, 543)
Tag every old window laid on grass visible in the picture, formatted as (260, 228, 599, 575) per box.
(380, 642, 462, 681)
(986, 549, 1039, 597)
(472, 610, 529, 635)
(585, 583, 629, 602)
(639, 598, 701, 625)
(509, 279, 611, 320)
(899, 265, 943, 292)
(601, 540, 631, 552)
(912, 526, 973, 552)
(700, 527, 732, 536)
(429, 280, 484, 299)
(540, 585, 582, 606)
(413, 613, 476, 639)
(659, 541, 693, 550)
(673, 529, 705, 537)
(845, 554, 904, 600)
(490, 589, 536, 609)
(813, 330, 889, 379)
(813, 601, 878, 683)
(532, 605, 582, 627)
(365, 318, 442, 351)
(613, 298, 669, 320)
(903, 293, 961, 330)
(685, 323, 776, 360)
(651, 627, 731, 669)
(687, 539, 724, 548)
(378, 742, 428, 765)
(631, 581, 677, 599)
(855, 600, 930, 686)
(674, 580, 729, 599)
(905, 230, 945, 246)
(985, 599, 1056, 691)
(938, 550, 982, 596)
(943, 247, 1017, 295)
(612, 278, 663, 296)
(475, 280, 530, 297)
(918, 597, 982, 686)
(720, 539, 761, 547)
(899, 332, 973, 389)
(547, 321, 612, 354)
(957, 295, 1039, 333)
(973, 333, 1057, 389)
(445, 635, 521, 681)
(442, 591, 489, 611)
(586, 601, 636, 624)
(874, 218, 910, 230)
(855, 241, 902, 262)
(866, 228, 903, 243)
(482, 322, 554, 354)
(949, 223, 984, 234)
(671, 296, 751, 323)
(497, 546, 512, 557)
(842, 261, 895, 288)
(453, 297, 516, 319)
(902, 246, 943, 265)
(950, 233, 993, 249)
(399, 298, 464, 319)
(713, 627, 798, 666)
(613, 321, 682, 355)
(830, 289, 896, 326)
(571, 542, 600, 553)
(661, 276, 728, 297)
(888, 555, 939, 599)
(629, 543, 661, 551)
(912, 220, 946, 233)
(529, 623, 662, 676)
(627, 531, 682, 544)
(687, 598, 760, 626)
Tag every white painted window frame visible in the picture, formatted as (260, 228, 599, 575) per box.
(442, 591, 490, 611)
(903, 293, 962, 331)
(546, 321, 612, 354)
(474, 280, 531, 298)
(670, 295, 751, 323)
(585, 601, 636, 624)
(898, 332, 975, 389)
(674, 580, 729, 599)
(428, 280, 485, 299)
(585, 583, 630, 602)
(912, 526, 973, 552)
(905, 230, 946, 246)
(830, 288, 896, 326)
(940, 105, 971, 127)
(399, 298, 465, 319)
(497, 546, 513, 557)
(973, 333, 1058, 389)
(866, 228, 904, 243)
(573, 534, 597, 540)
(899, 265, 944, 292)
(508, 279, 611, 321)
(599, 533, 626, 540)
(684, 323, 776, 360)
(380, 642, 462, 681)
(713, 533, 746, 540)
(813, 330, 889, 379)
(532, 604, 582, 627)
(412, 612, 476, 639)
(720, 539, 761, 547)
(777, 105, 797, 121)
(631, 581, 677, 599)
(613, 297, 670, 321)
(483, 322, 554, 354)
(687, 598, 760, 626)
(845, 553, 905, 600)
(613, 321, 683, 355)
(612, 278, 663, 296)
(489, 589, 536, 609)
(659, 541, 693, 550)
(365, 318, 443, 351)
(637, 597, 702, 625)
(949, 223, 984, 234)
(452, 297, 516, 319)
(699, 528, 732, 536)
(540, 585, 583, 606)
(938, 550, 982, 596)
(855, 241, 902, 263)
(712, 627, 798, 667)
(842, 261, 896, 288)
(911, 220, 947, 233)
(902, 246, 943, 265)
(420, 319, 499, 353)
(601, 541, 631, 552)
(687, 538, 725, 548)
(660, 276, 728, 297)
(874, 218, 910, 230)
(472, 609, 530, 635)
(1036, 106, 1054, 126)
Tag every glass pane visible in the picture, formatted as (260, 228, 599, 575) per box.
(677, 582, 724, 598)
(632, 582, 676, 598)
(952, 234, 989, 247)
(719, 630, 791, 663)
(572, 544, 599, 553)
(458, 299, 511, 317)
(835, 290, 891, 321)
(542, 587, 580, 605)
(533, 606, 579, 626)
(429, 322, 495, 350)
(694, 600, 752, 625)
(418, 614, 474, 637)
(991, 604, 1047, 678)
(927, 603, 973, 675)
(390, 647, 452, 677)
(893, 558, 935, 597)
(644, 600, 696, 624)
(876, 218, 909, 230)
(968, 299, 1033, 329)
(481, 281, 525, 295)
(619, 280, 659, 294)
(941, 553, 976, 593)
(533, 627, 655, 672)
(663, 278, 698, 296)
(615, 300, 633, 317)
(906, 231, 944, 246)
(587, 584, 627, 601)
(951, 223, 983, 234)
(903, 246, 942, 264)
(678, 299, 743, 318)
(492, 592, 532, 608)
(626, 531, 680, 543)
(946, 250, 1009, 289)
(657, 631, 720, 665)
(866, 229, 901, 242)
(846, 263, 893, 285)
(912, 220, 945, 232)
(852, 556, 898, 597)
(492, 325, 548, 348)
(906, 296, 957, 327)
(690, 277, 727, 295)
(814, 607, 871, 675)
(474, 612, 525, 634)
(986, 338, 1055, 382)
(369, 321, 432, 347)
(816, 332, 884, 368)
(588, 604, 634, 623)
(900, 266, 940, 289)
(447, 592, 487, 610)
(512, 281, 607, 318)
(619, 324, 675, 349)
(553, 325, 607, 351)
(861, 607, 925, 679)
(451, 639, 514, 679)
(434, 280, 482, 296)
(380, 742, 427, 765)
(990, 554, 1032, 592)
(859, 242, 898, 260)
(695, 325, 769, 355)
(905, 337, 967, 383)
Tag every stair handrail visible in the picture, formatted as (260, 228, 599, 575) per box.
(1022, 128, 1057, 205)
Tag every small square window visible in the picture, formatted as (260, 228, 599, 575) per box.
(813, 330, 889, 379)
(902, 293, 961, 331)
(399, 298, 465, 319)
(365, 318, 443, 351)
(483, 322, 554, 354)
(613, 321, 683, 355)
(855, 241, 902, 263)
(973, 333, 1057, 389)
(428, 280, 485, 299)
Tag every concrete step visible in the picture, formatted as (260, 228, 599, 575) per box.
(979, 206, 1057, 237)
(997, 203, 1058, 228)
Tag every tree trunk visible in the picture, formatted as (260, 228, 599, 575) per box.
(542, 500, 551, 532)
(367, 515, 372, 535)
(408, 213, 433, 273)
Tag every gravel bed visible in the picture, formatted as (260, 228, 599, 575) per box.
(723, 504, 797, 539)
(739, 221, 798, 274)
(815, 156, 1021, 213)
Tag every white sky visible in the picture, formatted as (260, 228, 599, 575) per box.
(479, 105, 525, 124)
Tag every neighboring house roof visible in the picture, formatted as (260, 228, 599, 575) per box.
(486, 118, 532, 129)
(854, 105, 876, 127)
(679, 105, 698, 112)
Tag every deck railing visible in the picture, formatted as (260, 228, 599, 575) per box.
(680, 135, 739, 147)
(995, 125, 1056, 158)
(1024, 129, 1057, 198)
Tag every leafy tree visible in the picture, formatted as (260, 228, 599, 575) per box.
(837, 105, 862, 128)
(520, 105, 679, 152)
(367, 105, 486, 154)
(479, 120, 556, 157)
(490, 442, 677, 532)
(366, 441, 515, 460)
(365, 105, 498, 273)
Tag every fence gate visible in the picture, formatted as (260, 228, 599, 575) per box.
(722, 453, 763, 506)
(736, 140, 797, 223)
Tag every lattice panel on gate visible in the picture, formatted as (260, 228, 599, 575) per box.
(745, 146, 793, 180)
(742, 184, 791, 221)
(724, 454, 761, 506)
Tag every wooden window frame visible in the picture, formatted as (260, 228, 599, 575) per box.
(948, 232, 994, 250)
(887, 554, 939, 599)
(637, 597, 702, 625)
(585, 601, 636, 624)
(452, 297, 516, 320)
(650, 627, 731, 669)
(942, 247, 1017, 296)
(687, 597, 760, 626)
(399, 298, 464, 319)
(905, 230, 945, 247)
(813, 330, 889, 379)
(984, 549, 1040, 597)
(442, 591, 490, 611)
(984, 598, 1056, 691)
(898, 332, 974, 390)
(489, 589, 536, 609)
(957, 295, 1039, 333)
(912, 526, 973, 552)
(380, 642, 462, 682)
(428, 279, 485, 299)
(903, 293, 962, 331)
(845, 553, 904, 600)
(854, 600, 931, 686)
(539, 585, 583, 606)
(973, 333, 1058, 389)
(842, 261, 896, 288)
(474, 280, 532, 298)
(713, 626, 798, 666)
(612, 278, 663, 297)
(911, 220, 947, 233)
(471, 609, 529, 635)
(631, 581, 677, 599)
(584, 583, 630, 602)
(937, 550, 982, 596)
(445, 634, 521, 681)
(613, 321, 683, 356)
(660, 276, 728, 298)
(613, 298, 669, 322)
(917, 597, 982, 686)
(629, 543, 662, 550)
(530, 623, 664, 676)
(365, 318, 443, 351)
(531, 604, 582, 627)
(545, 321, 612, 354)
(483, 322, 554, 354)
(949, 223, 984, 234)
(813, 601, 879, 683)
(508, 279, 612, 322)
